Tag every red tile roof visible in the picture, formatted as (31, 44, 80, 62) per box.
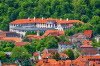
(0, 31, 16, 33)
(59, 53, 69, 58)
(33, 52, 39, 57)
(43, 30, 65, 37)
(42, 53, 52, 58)
(78, 48, 98, 55)
(81, 40, 92, 44)
(59, 42, 72, 45)
(37, 55, 100, 66)
(15, 42, 30, 47)
(0, 37, 21, 42)
(84, 30, 92, 38)
(80, 43, 93, 48)
(27, 35, 44, 40)
(76, 55, 100, 62)
(10, 18, 84, 24)
(0, 34, 6, 38)
(41, 49, 58, 54)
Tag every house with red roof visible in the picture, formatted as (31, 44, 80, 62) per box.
(0, 37, 22, 42)
(78, 43, 99, 55)
(36, 55, 100, 66)
(0, 31, 20, 38)
(84, 30, 92, 38)
(26, 30, 65, 40)
(14, 42, 30, 47)
(81, 40, 92, 44)
(80, 43, 93, 48)
(9, 17, 84, 36)
(58, 42, 72, 52)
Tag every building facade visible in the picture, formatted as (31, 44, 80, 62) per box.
(9, 17, 84, 36)
(58, 42, 72, 52)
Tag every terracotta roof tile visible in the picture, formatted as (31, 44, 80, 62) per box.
(81, 40, 92, 44)
(15, 42, 30, 47)
(0, 34, 6, 38)
(42, 53, 52, 58)
(41, 49, 58, 54)
(10, 18, 84, 24)
(84, 30, 92, 38)
(0, 37, 21, 42)
(78, 48, 98, 55)
(27, 35, 44, 40)
(59, 53, 69, 58)
(33, 52, 39, 57)
(80, 44, 93, 48)
(43, 30, 65, 37)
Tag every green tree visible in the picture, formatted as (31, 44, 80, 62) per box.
(22, 37, 30, 42)
(73, 50, 83, 59)
(4, 47, 12, 52)
(62, 49, 74, 60)
(11, 47, 31, 59)
(23, 44, 35, 53)
(81, 15, 89, 23)
(52, 53, 60, 60)
(91, 42, 100, 47)
(0, 51, 6, 60)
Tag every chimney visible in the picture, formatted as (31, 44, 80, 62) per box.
(37, 30, 40, 36)
(34, 16, 36, 20)
(60, 18, 62, 21)
(66, 18, 69, 21)
(28, 17, 30, 20)
(42, 17, 44, 20)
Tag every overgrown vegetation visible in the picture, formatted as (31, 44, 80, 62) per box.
(0, 0, 100, 32)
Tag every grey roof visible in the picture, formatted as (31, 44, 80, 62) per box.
(13, 26, 56, 31)
(95, 35, 100, 37)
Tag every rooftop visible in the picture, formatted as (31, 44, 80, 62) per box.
(10, 18, 84, 24)
(81, 40, 92, 44)
(0, 37, 21, 42)
(84, 30, 92, 38)
(15, 42, 30, 47)
(80, 44, 93, 48)
(43, 30, 65, 37)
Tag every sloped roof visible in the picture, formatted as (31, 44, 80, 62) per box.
(78, 48, 98, 55)
(59, 53, 69, 58)
(43, 30, 65, 37)
(42, 53, 52, 58)
(15, 42, 30, 47)
(81, 40, 92, 44)
(80, 44, 93, 48)
(10, 18, 84, 24)
(41, 48, 58, 54)
(27, 35, 44, 40)
(84, 30, 92, 38)
(0, 37, 21, 42)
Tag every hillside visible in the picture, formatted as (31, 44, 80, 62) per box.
(0, 0, 100, 35)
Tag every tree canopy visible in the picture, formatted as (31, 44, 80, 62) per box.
(11, 47, 32, 59)
(0, 0, 99, 34)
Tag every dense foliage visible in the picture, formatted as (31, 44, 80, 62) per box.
(0, 41, 15, 52)
(0, 0, 100, 32)
(11, 47, 32, 59)
(31, 36, 58, 51)
(0, 51, 6, 60)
